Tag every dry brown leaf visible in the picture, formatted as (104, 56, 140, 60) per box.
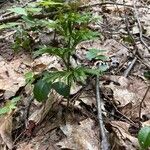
(0, 113, 13, 149)
(17, 143, 34, 150)
(32, 54, 62, 73)
(17, 138, 60, 150)
(103, 76, 138, 107)
(102, 76, 150, 120)
(0, 60, 25, 99)
(28, 92, 60, 125)
(128, 77, 150, 119)
(132, 25, 140, 34)
(142, 120, 150, 126)
(57, 118, 99, 150)
(111, 121, 139, 150)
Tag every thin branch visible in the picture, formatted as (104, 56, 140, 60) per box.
(123, 57, 137, 77)
(133, 0, 150, 52)
(96, 75, 110, 150)
(139, 86, 150, 127)
(122, 0, 150, 69)
(79, 2, 143, 9)
(0, 11, 57, 23)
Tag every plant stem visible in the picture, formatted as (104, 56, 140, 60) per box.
(62, 57, 68, 69)
(67, 76, 71, 107)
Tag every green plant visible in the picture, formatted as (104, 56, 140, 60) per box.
(1, 0, 107, 104)
(144, 71, 150, 80)
(138, 126, 150, 150)
(32, 3, 107, 104)
(0, 97, 20, 115)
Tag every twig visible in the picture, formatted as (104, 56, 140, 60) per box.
(122, 0, 150, 70)
(0, 11, 57, 23)
(139, 86, 150, 127)
(96, 75, 110, 150)
(133, 0, 150, 52)
(103, 93, 136, 126)
(123, 57, 137, 77)
(79, 2, 143, 9)
(0, 30, 16, 40)
(25, 95, 34, 121)
(0, 0, 9, 9)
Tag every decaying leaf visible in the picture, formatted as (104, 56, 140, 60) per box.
(0, 58, 26, 99)
(57, 118, 99, 150)
(102, 76, 150, 121)
(0, 113, 13, 149)
(111, 121, 140, 150)
(17, 143, 35, 150)
(28, 91, 60, 125)
(32, 54, 62, 73)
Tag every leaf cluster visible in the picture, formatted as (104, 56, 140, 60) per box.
(0, 97, 20, 115)
(1, 0, 107, 102)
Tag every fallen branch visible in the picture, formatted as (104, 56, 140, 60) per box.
(96, 75, 110, 150)
(123, 57, 137, 77)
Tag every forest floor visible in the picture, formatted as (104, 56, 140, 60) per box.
(0, 0, 150, 150)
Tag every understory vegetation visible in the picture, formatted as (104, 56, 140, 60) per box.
(0, 0, 150, 150)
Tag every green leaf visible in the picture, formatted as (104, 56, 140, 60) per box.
(95, 55, 108, 61)
(138, 126, 150, 149)
(33, 79, 52, 102)
(24, 71, 35, 84)
(86, 49, 98, 60)
(0, 96, 20, 115)
(26, 7, 42, 14)
(9, 7, 28, 16)
(123, 35, 134, 44)
(11, 96, 21, 103)
(144, 71, 150, 80)
(0, 23, 21, 30)
(83, 68, 102, 76)
(52, 82, 70, 97)
(43, 70, 73, 84)
(38, 0, 63, 7)
(8, 97, 20, 110)
(73, 67, 87, 82)
(86, 49, 106, 61)
(34, 47, 70, 58)
(0, 107, 10, 115)
(43, 71, 66, 83)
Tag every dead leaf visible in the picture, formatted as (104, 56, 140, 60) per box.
(0, 113, 13, 149)
(17, 143, 34, 150)
(111, 121, 140, 150)
(0, 60, 25, 99)
(32, 54, 62, 73)
(28, 91, 60, 125)
(57, 118, 99, 150)
(103, 76, 138, 107)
